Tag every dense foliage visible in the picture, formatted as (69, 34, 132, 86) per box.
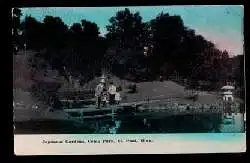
(12, 8, 244, 91)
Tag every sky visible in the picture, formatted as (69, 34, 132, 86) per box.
(20, 6, 244, 56)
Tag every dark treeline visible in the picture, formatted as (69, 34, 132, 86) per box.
(12, 8, 244, 92)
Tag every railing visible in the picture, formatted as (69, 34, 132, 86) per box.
(56, 90, 95, 100)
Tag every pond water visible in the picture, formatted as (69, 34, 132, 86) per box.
(14, 112, 245, 134)
(219, 113, 245, 133)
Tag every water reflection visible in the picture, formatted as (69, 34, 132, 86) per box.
(115, 113, 222, 133)
(220, 113, 244, 133)
(14, 113, 245, 134)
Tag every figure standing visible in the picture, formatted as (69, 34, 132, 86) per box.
(95, 79, 105, 109)
(101, 88, 109, 107)
(115, 88, 121, 105)
(108, 81, 116, 105)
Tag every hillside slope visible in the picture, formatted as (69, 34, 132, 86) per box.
(81, 74, 224, 105)
(13, 51, 34, 91)
(13, 51, 69, 121)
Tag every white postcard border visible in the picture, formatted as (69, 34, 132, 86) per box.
(14, 133, 246, 155)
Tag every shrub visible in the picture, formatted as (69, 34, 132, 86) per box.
(117, 85, 122, 92)
(127, 84, 137, 93)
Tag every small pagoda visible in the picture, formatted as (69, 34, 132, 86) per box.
(221, 82, 235, 114)
(221, 82, 235, 102)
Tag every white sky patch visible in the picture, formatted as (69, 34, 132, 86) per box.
(195, 29, 244, 56)
(20, 7, 244, 56)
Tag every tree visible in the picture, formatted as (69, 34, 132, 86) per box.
(12, 8, 22, 54)
(42, 16, 68, 50)
(21, 16, 43, 50)
(81, 19, 100, 40)
(105, 8, 149, 79)
(64, 19, 105, 81)
(106, 8, 148, 50)
(232, 55, 244, 86)
(17, 9, 236, 90)
(148, 13, 185, 78)
(66, 23, 84, 70)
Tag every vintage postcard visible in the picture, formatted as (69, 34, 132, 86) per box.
(13, 6, 246, 155)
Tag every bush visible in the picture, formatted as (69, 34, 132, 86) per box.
(117, 85, 122, 92)
(127, 84, 137, 93)
(159, 75, 164, 82)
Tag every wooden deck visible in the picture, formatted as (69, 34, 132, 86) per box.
(83, 113, 117, 119)
(62, 101, 227, 122)
(64, 107, 118, 113)
(60, 99, 95, 103)
(58, 90, 239, 121)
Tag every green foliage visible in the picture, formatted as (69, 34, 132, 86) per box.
(127, 84, 137, 93)
(17, 8, 243, 91)
(12, 8, 23, 54)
